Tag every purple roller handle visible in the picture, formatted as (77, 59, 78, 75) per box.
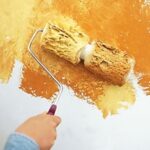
(47, 104, 57, 115)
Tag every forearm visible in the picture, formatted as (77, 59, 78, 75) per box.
(4, 132, 40, 150)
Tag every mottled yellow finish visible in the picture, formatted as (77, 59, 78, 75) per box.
(0, 0, 34, 82)
(0, 0, 139, 117)
(84, 41, 134, 85)
(41, 17, 89, 64)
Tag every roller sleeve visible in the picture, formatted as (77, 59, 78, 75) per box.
(84, 41, 135, 85)
(40, 18, 135, 85)
(40, 20, 89, 64)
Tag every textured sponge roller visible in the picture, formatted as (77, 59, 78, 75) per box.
(41, 18, 134, 85)
(41, 19, 89, 64)
(84, 41, 134, 85)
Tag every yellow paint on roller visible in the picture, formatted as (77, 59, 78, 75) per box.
(1, 0, 147, 118)
(84, 41, 134, 85)
(41, 17, 89, 64)
(41, 20, 134, 85)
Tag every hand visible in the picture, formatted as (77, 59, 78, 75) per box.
(16, 113, 61, 150)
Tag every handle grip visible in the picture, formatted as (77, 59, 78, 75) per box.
(47, 104, 57, 115)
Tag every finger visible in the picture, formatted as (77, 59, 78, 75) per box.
(48, 116, 61, 127)
(35, 112, 47, 118)
(41, 111, 47, 114)
(51, 129, 57, 140)
(53, 116, 61, 125)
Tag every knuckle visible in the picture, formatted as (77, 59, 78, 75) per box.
(53, 132, 57, 140)
(53, 116, 61, 124)
(51, 121, 57, 127)
(47, 115, 61, 127)
(53, 132, 56, 138)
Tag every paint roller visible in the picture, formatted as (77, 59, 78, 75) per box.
(40, 21, 135, 86)
(28, 17, 134, 115)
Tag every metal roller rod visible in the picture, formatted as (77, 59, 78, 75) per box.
(28, 29, 63, 115)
